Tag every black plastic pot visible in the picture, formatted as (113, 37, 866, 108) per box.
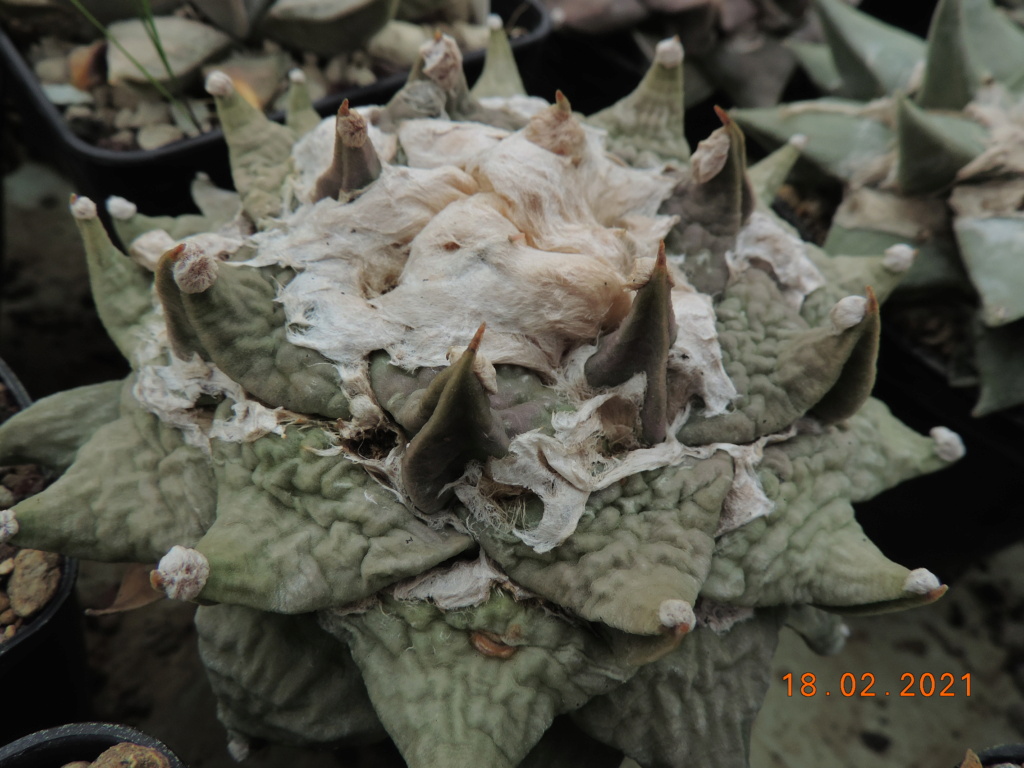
(855, 327, 1024, 582)
(0, 361, 89, 746)
(0, 0, 550, 216)
(0, 723, 185, 768)
(975, 744, 1024, 766)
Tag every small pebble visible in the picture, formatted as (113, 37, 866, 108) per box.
(92, 742, 170, 768)
(1, 624, 15, 642)
(110, 83, 145, 110)
(130, 100, 171, 128)
(34, 56, 69, 84)
(8, 549, 61, 618)
(136, 124, 184, 150)
(113, 107, 135, 131)
(0, 592, 9, 612)
(42, 83, 94, 106)
(104, 129, 137, 151)
(0, 558, 13, 576)
(0, 608, 15, 625)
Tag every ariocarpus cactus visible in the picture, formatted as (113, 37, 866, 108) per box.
(734, 0, 1024, 415)
(0, 25, 962, 768)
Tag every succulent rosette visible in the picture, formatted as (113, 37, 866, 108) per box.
(733, 0, 1024, 415)
(0, 23, 962, 768)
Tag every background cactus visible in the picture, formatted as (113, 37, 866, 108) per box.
(0, 28, 964, 768)
(732, 0, 1024, 416)
(542, 0, 839, 109)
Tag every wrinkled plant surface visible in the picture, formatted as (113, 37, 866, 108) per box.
(0, 24, 964, 768)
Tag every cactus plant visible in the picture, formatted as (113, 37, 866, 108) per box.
(0, 28, 963, 768)
(732, 0, 1024, 416)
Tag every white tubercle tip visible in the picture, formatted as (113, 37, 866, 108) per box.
(152, 545, 210, 601)
(930, 426, 965, 462)
(205, 70, 234, 97)
(0, 509, 18, 544)
(903, 568, 941, 595)
(655, 37, 684, 68)
(106, 195, 138, 220)
(659, 599, 695, 631)
(788, 133, 808, 150)
(288, 68, 305, 84)
(829, 295, 868, 334)
(70, 195, 97, 220)
(487, 13, 503, 30)
(227, 734, 250, 763)
(839, 623, 851, 638)
(883, 243, 917, 273)
(173, 242, 219, 294)
(549, 7, 566, 26)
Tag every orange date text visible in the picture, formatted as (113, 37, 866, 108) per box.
(782, 672, 971, 697)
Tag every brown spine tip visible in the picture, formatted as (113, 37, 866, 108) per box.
(713, 105, 731, 125)
(468, 322, 487, 352)
(671, 622, 692, 639)
(865, 285, 879, 314)
(555, 89, 571, 113)
(163, 243, 187, 262)
(338, 98, 351, 117)
(433, 27, 443, 42)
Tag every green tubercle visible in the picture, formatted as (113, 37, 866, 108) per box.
(588, 36, 689, 166)
(70, 195, 155, 362)
(896, 96, 988, 196)
(469, 14, 526, 99)
(814, 0, 925, 99)
(401, 324, 511, 514)
(205, 70, 294, 224)
(165, 249, 351, 419)
(585, 243, 676, 446)
(313, 100, 383, 202)
(284, 68, 322, 138)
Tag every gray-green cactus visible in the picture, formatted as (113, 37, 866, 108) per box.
(732, 0, 1024, 415)
(0, 29, 963, 768)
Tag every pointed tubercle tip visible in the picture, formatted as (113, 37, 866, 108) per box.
(70, 194, 98, 220)
(205, 70, 234, 97)
(659, 599, 695, 636)
(903, 568, 942, 596)
(865, 285, 879, 314)
(468, 322, 487, 352)
(713, 105, 731, 125)
(106, 195, 138, 220)
(172, 242, 219, 294)
(883, 243, 917, 273)
(829, 295, 868, 334)
(930, 426, 965, 462)
(656, 240, 667, 268)
(433, 27, 443, 42)
(338, 98, 351, 117)
(654, 36, 684, 68)
(0, 509, 18, 544)
(150, 545, 209, 601)
(288, 68, 305, 84)
(555, 90, 571, 112)
(788, 133, 809, 150)
(227, 735, 250, 763)
(487, 13, 503, 30)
